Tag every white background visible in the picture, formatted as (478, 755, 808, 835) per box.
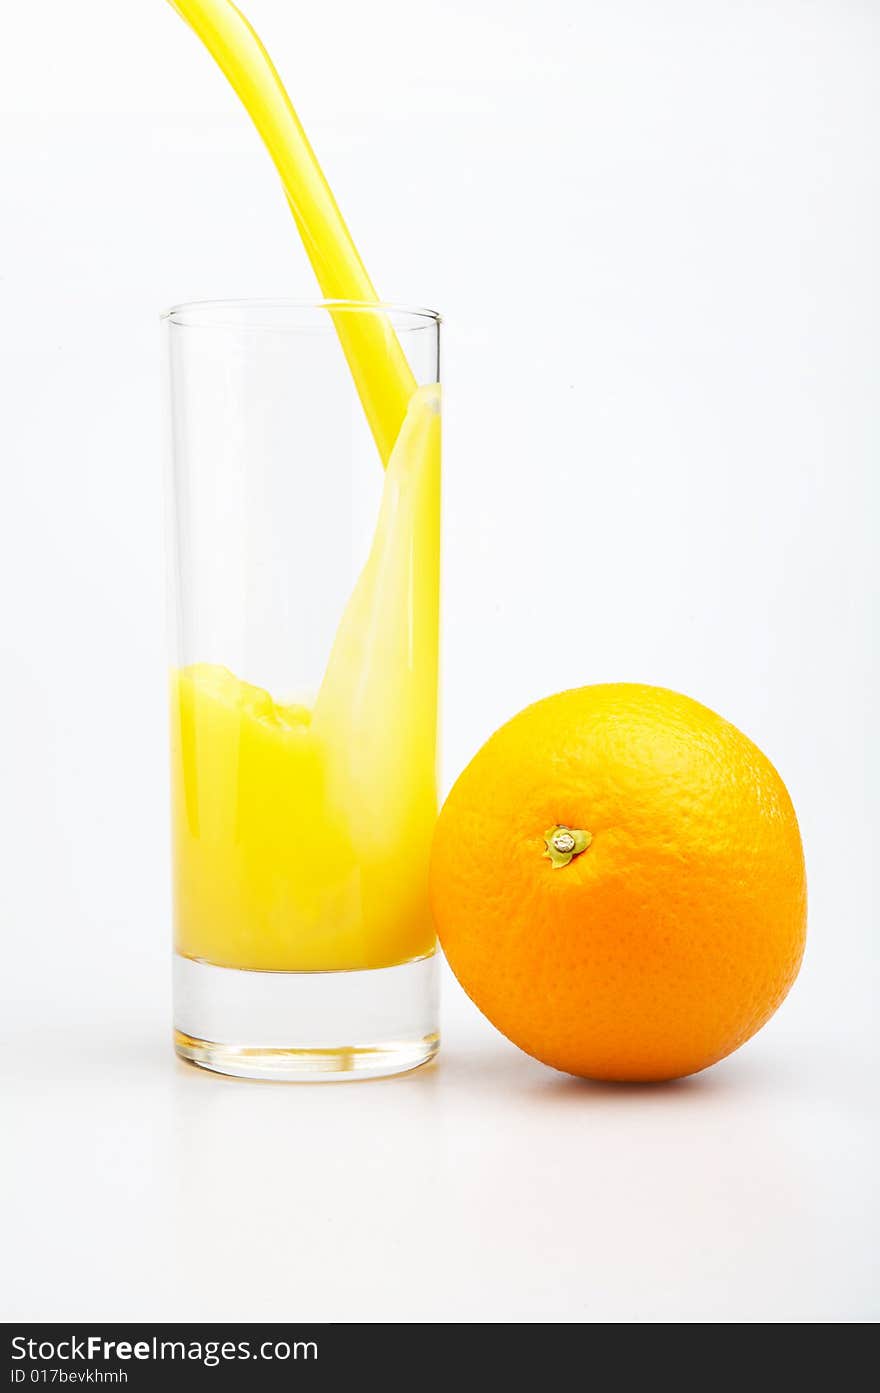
(1, 0, 877, 1322)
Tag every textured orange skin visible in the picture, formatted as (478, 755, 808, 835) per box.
(430, 684, 807, 1082)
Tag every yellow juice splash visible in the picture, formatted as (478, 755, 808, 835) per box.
(167, 2, 440, 972)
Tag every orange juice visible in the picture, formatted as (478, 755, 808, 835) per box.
(170, 386, 440, 972)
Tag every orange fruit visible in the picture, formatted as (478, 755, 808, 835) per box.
(430, 684, 806, 1082)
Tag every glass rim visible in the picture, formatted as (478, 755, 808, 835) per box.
(161, 298, 442, 331)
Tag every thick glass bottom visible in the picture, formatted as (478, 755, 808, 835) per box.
(172, 952, 440, 1082)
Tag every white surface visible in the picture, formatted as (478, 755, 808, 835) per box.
(1, 0, 877, 1322)
(2, 976, 877, 1323)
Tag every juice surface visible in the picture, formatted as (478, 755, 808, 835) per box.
(172, 387, 441, 971)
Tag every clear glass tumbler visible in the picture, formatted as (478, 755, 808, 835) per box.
(163, 300, 441, 1080)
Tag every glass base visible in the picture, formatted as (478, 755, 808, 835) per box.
(172, 952, 440, 1081)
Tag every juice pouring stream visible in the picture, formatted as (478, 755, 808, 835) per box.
(166, 0, 414, 463)
(167, 0, 440, 970)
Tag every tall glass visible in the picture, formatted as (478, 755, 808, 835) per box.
(163, 301, 441, 1080)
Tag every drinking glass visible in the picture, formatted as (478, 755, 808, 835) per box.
(163, 300, 441, 1079)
